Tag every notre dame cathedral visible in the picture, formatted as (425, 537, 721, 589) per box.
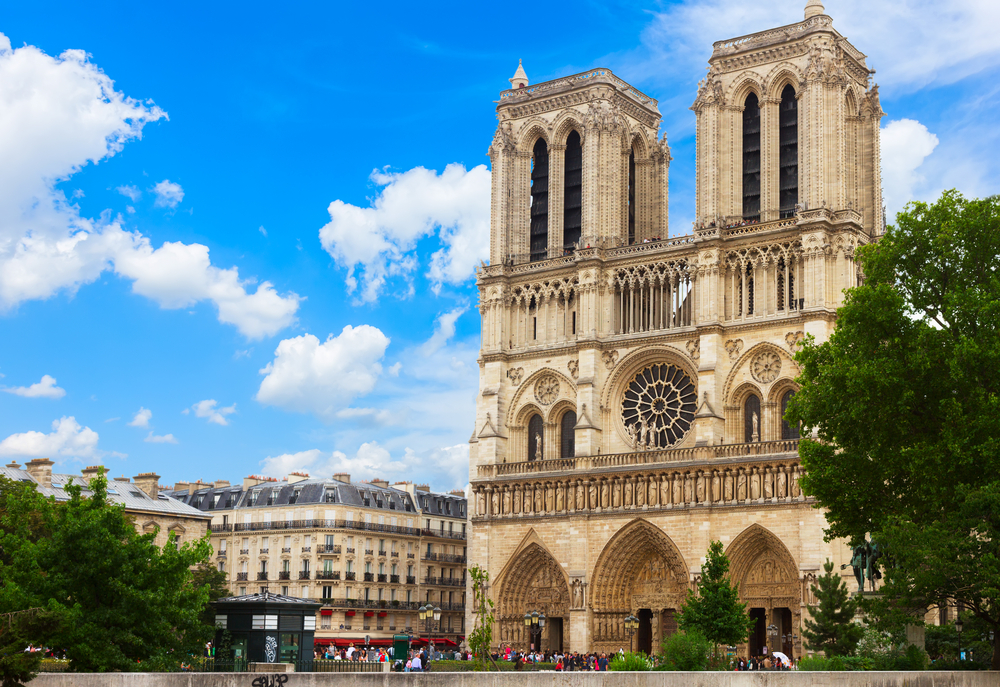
(468, 0, 884, 657)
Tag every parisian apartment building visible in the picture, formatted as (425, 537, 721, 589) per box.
(167, 473, 468, 650)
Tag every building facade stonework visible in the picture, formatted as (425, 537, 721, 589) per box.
(469, 1, 882, 657)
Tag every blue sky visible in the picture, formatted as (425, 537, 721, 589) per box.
(1, 0, 997, 490)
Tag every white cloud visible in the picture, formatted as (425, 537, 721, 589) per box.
(258, 226, 267, 237)
(256, 325, 390, 420)
(116, 184, 141, 202)
(258, 442, 470, 490)
(152, 179, 184, 208)
(191, 399, 237, 426)
(128, 406, 152, 428)
(421, 306, 466, 356)
(0, 35, 300, 339)
(0, 416, 100, 459)
(881, 118, 940, 218)
(3, 374, 66, 399)
(628, 1, 1000, 93)
(144, 431, 177, 444)
(318, 164, 490, 302)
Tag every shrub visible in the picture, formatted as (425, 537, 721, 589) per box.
(609, 652, 651, 671)
(796, 655, 829, 671)
(657, 631, 712, 671)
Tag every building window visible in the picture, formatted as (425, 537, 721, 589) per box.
(779, 84, 799, 218)
(560, 410, 576, 458)
(564, 130, 582, 250)
(742, 93, 761, 222)
(281, 586, 289, 596)
(323, 586, 332, 600)
(781, 390, 800, 440)
(530, 138, 549, 262)
(527, 413, 544, 461)
(744, 394, 762, 443)
(321, 615, 331, 629)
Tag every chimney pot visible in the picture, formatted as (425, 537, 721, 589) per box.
(25, 458, 55, 489)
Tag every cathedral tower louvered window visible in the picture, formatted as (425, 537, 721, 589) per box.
(563, 131, 582, 251)
(779, 85, 799, 218)
(527, 413, 544, 461)
(560, 410, 576, 458)
(627, 149, 636, 244)
(529, 139, 549, 262)
(742, 93, 761, 222)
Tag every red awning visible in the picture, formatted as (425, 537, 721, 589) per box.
(320, 609, 334, 616)
(363, 611, 375, 617)
(377, 611, 388, 617)
(314, 638, 395, 648)
(345, 610, 356, 616)
(410, 637, 459, 647)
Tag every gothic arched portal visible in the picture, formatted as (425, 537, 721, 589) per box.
(590, 519, 689, 653)
(495, 540, 570, 653)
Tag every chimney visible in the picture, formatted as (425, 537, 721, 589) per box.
(414, 484, 430, 493)
(449, 489, 465, 497)
(25, 458, 54, 488)
(287, 472, 310, 485)
(371, 479, 389, 489)
(174, 481, 191, 495)
(243, 475, 267, 490)
(333, 473, 351, 484)
(80, 465, 103, 484)
(6, 461, 21, 469)
(213, 480, 231, 489)
(133, 472, 160, 498)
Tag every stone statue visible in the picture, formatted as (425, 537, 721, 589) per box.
(576, 483, 585, 510)
(660, 477, 670, 506)
(750, 469, 761, 500)
(600, 481, 609, 507)
(477, 490, 486, 515)
(737, 472, 747, 501)
(624, 480, 633, 507)
(672, 475, 682, 505)
(695, 472, 706, 503)
(503, 489, 511, 513)
(491, 490, 499, 515)
(712, 472, 721, 502)
(589, 482, 598, 509)
(534, 487, 543, 513)
(638, 420, 647, 450)
(751, 411, 759, 441)
(534, 433, 544, 461)
(764, 468, 774, 499)
(612, 481, 622, 507)
(777, 468, 787, 498)
(637, 479, 646, 507)
(555, 485, 564, 512)
(684, 473, 694, 504)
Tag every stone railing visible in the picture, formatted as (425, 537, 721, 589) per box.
(498, 68, 657, 108)
(477, 440, 799, 478)
(711, 15, 833, 57)
(474, 455, 806, 520)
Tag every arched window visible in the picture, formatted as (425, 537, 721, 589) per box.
(744, 394, 761, 443)
(560, 410, 576, 458)
(779, 85, 798, 218)
(527, 414, 544, 461)
(563, 131, 582, 252)
(530, 139, 549, 262)
(781, 390, 800, 440)
(777, 257, 795, 311)
(628, 148, 636, 244)
(742, 93, 761, 222)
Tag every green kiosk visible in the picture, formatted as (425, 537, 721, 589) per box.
(211, 591, 322, 668)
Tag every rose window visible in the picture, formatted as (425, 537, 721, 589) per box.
(534, 375, 560, 405)
(750, 351, 782, 383)
(621, 363, 697, 449)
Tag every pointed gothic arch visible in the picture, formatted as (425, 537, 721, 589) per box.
(495, 533, 570, 652)
(590, 519, 689, 652)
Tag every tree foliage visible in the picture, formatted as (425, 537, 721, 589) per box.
(677, 540, 753, 650)
(787, 190, 1000, 669)
(657, 631, 713, 671)
(801, 559, 863, 656)
(0, 470, 215, 676)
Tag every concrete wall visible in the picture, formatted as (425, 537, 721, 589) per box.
(29, 672, 999, 687)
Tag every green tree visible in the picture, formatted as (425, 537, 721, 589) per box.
(787, 190, 1000, 669)
(677, 540, 753, 652)
(801, 560, 863, 656)
(658, 631, 712, 671)
(466, 565, 494, 671)
(190, 560, 230, 627)
(0, 469, 215, 673)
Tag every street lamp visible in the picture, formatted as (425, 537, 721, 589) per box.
(956, 617, 964, 661)
(624, 615, 640, 653)
(523, 610, 546, 651)
(766, 624, 778, 655)
(419, 604, 442, 651)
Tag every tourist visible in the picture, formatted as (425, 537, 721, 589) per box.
(410, 652, 423, 672)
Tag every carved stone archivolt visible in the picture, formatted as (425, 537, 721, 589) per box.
(496, 541, 569, 650)
(534, 375, 560, 405)
(750, 351, 782, 383)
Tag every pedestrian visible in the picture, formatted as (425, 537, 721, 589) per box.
(411, 653, 423, 672)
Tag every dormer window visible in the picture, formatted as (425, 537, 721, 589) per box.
(289, 489, 300, 504)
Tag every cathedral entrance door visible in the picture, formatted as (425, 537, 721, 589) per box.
(748, 608, 766, 656)
(637, 609, 653, 654)
(777, 608, 793, 657)
(547, 617, 564, 654)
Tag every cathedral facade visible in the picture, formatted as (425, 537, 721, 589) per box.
(468, 1, 884, 657)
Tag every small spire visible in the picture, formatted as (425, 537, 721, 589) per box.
(509, 59, 529, 89)
(804, 0, 825, 19)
